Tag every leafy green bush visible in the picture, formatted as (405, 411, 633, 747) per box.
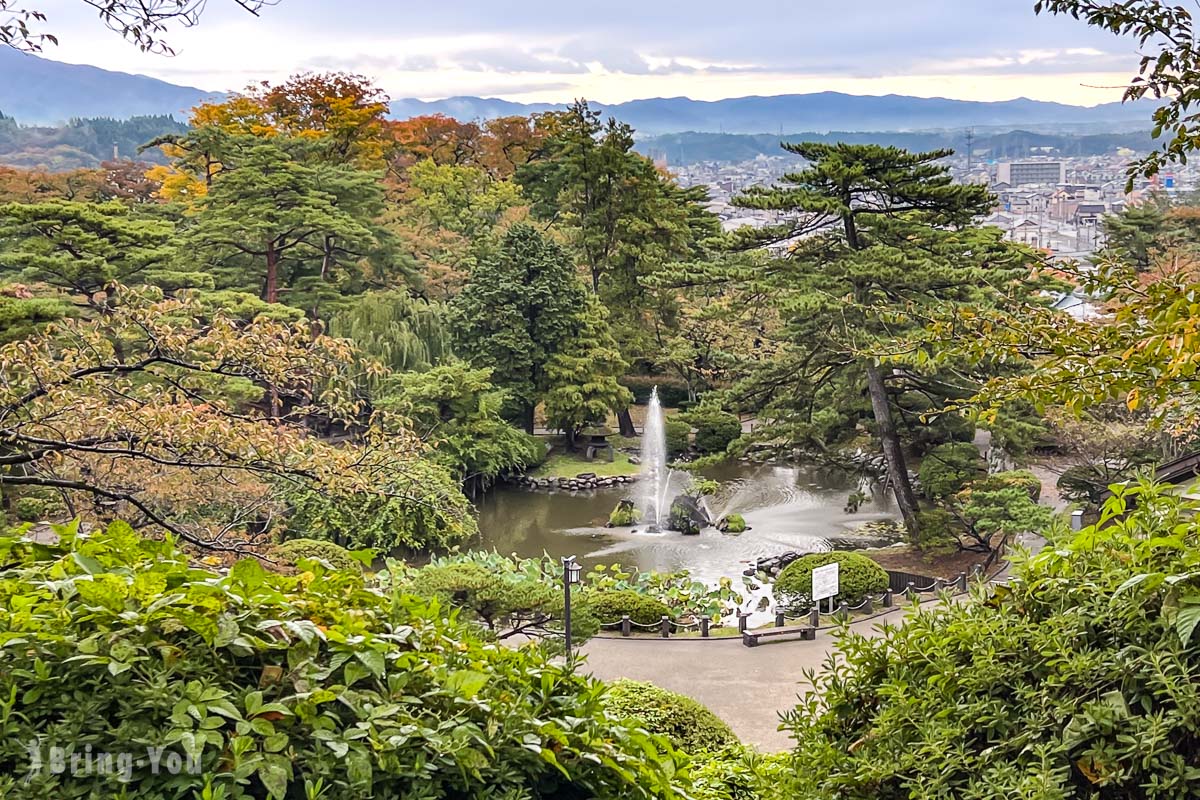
(690, 748, 791, 800)
(773, 551, 889, 610)
(781, 484, 1200, 799)
(604, 680, 739, 754)
(12, 496, 51, 521)
(405, 559, 598, 645)
(917, 441, 986, 499)
(585, 589, 674, 626)
(0, 520, 687, 799)
(272, 538, 363, 572)
(665, 416, 691, 457)
(682, 406, 742, 454)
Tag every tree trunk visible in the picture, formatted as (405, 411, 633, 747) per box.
(264, 241, 279, 304)
(617, 406, 637, 438)
(520, 404, 535, 435)
(865, 361, 921, 537)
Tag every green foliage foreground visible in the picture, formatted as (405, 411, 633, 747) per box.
(0, 521, 689, 799)
(783, 483, 1200, 799)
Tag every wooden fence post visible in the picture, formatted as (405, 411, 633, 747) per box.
(700, 617, 710, 638)
(738, 612, 748, 634)
(835, 601, 849, 621)
(906, 580, 917, 601)
(660, 616, 670, 638)
(620, 615, 631, 637)
(775, 611, 785, 628)
(809, 607, 820, 628)
(882, 589, 893, 608)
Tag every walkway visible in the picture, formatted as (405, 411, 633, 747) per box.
(579, 612, 898, 751)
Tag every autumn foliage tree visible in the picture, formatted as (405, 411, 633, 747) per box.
(0, 288, 473, 552)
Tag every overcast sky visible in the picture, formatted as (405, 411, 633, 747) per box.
(28, 0, 1147, 105)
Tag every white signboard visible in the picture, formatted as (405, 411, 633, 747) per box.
(811, 562, 840, 602)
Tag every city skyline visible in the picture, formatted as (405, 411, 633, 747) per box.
(24, 0, 1148, 106)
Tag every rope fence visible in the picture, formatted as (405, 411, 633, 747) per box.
(592, 559, 1011, 643)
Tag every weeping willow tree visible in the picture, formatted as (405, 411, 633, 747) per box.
(329, 291, 452, 381)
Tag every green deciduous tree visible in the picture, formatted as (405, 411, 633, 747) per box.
(0, 287, 471, 552)
(379, 359, 543, 488)
(327, 289, 451, 376)
(1036, 0, 1200, 184)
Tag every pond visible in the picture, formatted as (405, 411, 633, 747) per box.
(473, 460, 900, 586)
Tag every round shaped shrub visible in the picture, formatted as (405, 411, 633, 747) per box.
(664, 417, 691, 457)
(273, 538, 362, 571)
(918, 442, 986, 499)
(585, 589, 673, 626)
(603, 679, 739, 753)
(683, 407, 742, 454)
(773, 551, 889, 608)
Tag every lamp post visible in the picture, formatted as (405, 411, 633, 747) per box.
(562, 556, 582, 660)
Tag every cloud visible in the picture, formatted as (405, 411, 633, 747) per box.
(28, 0, 1146, 105)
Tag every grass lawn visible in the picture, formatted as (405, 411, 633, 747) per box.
(530, 449, 641, 479)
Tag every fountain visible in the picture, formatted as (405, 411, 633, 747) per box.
(637, 388, 674, 532)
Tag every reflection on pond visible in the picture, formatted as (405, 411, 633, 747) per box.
(473, 461, 899, 586)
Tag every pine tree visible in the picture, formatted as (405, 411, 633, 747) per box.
(183, 135, 382, 311)
(731, 142, 1035, 535)
(0, 200, 204, 302)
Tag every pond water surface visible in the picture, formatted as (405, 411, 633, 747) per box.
(473, 461, 899, 586)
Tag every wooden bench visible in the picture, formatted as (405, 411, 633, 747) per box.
(742, 626, 815, 647)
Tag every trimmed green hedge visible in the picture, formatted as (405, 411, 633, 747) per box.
(585, 589, 674, 626)
(773, 551, 889, 609)
(273, 538, 362, 572)
(603, 679, 739, 754)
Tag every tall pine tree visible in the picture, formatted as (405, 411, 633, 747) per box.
(731, 143, 1036, 535)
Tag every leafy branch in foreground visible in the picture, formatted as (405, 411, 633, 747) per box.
(1035, 0, 1200, 185)
(0, 287, 473, 552)
(1, 0, 279, 54)
(0, 519, 690, 799)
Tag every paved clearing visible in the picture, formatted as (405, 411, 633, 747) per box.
(579, 612, 898, 751)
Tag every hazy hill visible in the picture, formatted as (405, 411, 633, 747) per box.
(0, 49, 220, 123)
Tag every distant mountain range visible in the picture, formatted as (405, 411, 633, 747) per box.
(0, 49, 220, 123)
(1, 50, 1156, 135)
(389, 93, 1157, 136)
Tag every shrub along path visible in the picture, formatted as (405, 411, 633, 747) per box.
(579, 612, 895, 751)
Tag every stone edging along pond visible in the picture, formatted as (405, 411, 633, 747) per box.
(505, 473, 639, 492)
